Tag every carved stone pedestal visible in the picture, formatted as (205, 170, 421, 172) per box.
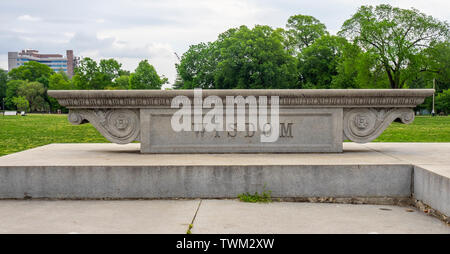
(48, 89, 433, 153)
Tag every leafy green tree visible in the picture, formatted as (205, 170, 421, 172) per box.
(111, 75, 130, 90)
(331, 42, 391, 89)
(175, 42, 219, 89)
(12, 96, 29, 112)
(99, 59, 122, 82)
(418, 42, 450, 92)
(48, 72, 73, 111)
(72, 58, 93, 89)
(339, 4, 449, 89)
(218, 26, 299, 89)
(49, 73, 72, 90)
(7, 61, 54, 87)
(285, 14, 328, 54)
(176, 25, 298, 89)
(17, 81, 48, 112)
(129, 60, 167, 89)
(436, 89, 450, 114)
(72, 57, 100, 89)
(0, 69, 7, 109)
(298, 35, 350, 89)
(73, 57, 130, 90)
(4, 80, 27, 109)
(215, 25, 298, 89)
(330, 41, 362, 89)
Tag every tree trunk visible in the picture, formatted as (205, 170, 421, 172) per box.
(384, 65, 396, 89)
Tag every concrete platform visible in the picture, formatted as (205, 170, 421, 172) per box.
(0, 200, 198, 234)
(0, 143, 449, 217)
(0, 200, 448, 234)
(192, 200, 450, 234)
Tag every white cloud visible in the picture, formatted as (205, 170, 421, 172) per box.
(17, 14, 41, 22)
(1, 0, 449, 86)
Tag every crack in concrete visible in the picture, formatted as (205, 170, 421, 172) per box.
(361, 144, 409, 163)
(186, 199, 202, 234)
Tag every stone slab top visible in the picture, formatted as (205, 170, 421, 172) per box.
(0, 143, 448, 174)
(48, 89, 434, 108)
(48, 89, 435, 98)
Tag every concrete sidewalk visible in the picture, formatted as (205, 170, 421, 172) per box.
(0, 199, 448, 234)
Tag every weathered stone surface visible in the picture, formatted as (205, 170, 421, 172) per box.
(48, 89, 433, 153)
(140, 108, 343, 153)
(1, 143, 449, 219)
(0, 143, 413, 199)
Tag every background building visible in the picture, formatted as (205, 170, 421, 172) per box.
(8, 49, 79, 77)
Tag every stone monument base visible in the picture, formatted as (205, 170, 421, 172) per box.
(0, 143, 448, 217)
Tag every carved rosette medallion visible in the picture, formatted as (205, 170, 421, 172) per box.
(68, 109, 140, 144)
(343, 108, 414, 143)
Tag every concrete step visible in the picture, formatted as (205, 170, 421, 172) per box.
(0, 143, 448, 217)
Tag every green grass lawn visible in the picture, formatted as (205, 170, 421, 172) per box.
(0, 114, 107, 156)
(0, 114, 449, 156)
(373, 115, 450, 142)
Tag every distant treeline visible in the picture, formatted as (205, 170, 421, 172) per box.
(0, 4, 449, 114)
(0, 59, 167, 112)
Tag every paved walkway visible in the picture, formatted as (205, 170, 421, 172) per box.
(0, 200, 448, 234)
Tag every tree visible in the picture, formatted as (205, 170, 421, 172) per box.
(48, 72, 73, 111)
(12, 96, 29, 112)
(73, 57, 130, 90)
(72, 57, 100, 89)
(7, 61, 54, 87)
(175, 42, 219, 89)
(420, 42, 450, 92)
(0, 69, 7, 109)
(176, 25, 298, 89)
(331, 41, 391, 89)
(99, 59, 122, 82)
(285, 14, 328, 54)
(109, 75, 130, 90)
(129, 60, 167, 89)
(436, 89, 450, 114)
(339, 4, 449, 89)
(330, 41, 362, 89)
(49, 73, 72, 90)
(214, 25, 298, 89)
(4, 80, 27, 110)
(298, 35, 349, 89)
(17, 81, 48, 112)
(73, 57, 109, 90)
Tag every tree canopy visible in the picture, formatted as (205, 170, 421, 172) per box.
(0, 69, 7, 108)
(17, 81, 48, 112)
(72, 57, 134, 90)
(298, 35, 349, 89)
(175, 42, 219, 89)
(176, 25, 298, 89)
(129, 60, 168, 89)
(285, 14, 328, 53)
(3, 4, 449, 114)
(7, 61, 54, 87)
(339, 4, 449, 88)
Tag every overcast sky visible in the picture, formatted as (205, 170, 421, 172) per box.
(1, 0, 449, 88)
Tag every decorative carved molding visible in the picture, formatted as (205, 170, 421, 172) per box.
(68, 109, 140, 144)
(46, 90, 433, 152)
(48, 89, 434, 108)
(55, 96, 427, 108)
(343, 108, 415, 143)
